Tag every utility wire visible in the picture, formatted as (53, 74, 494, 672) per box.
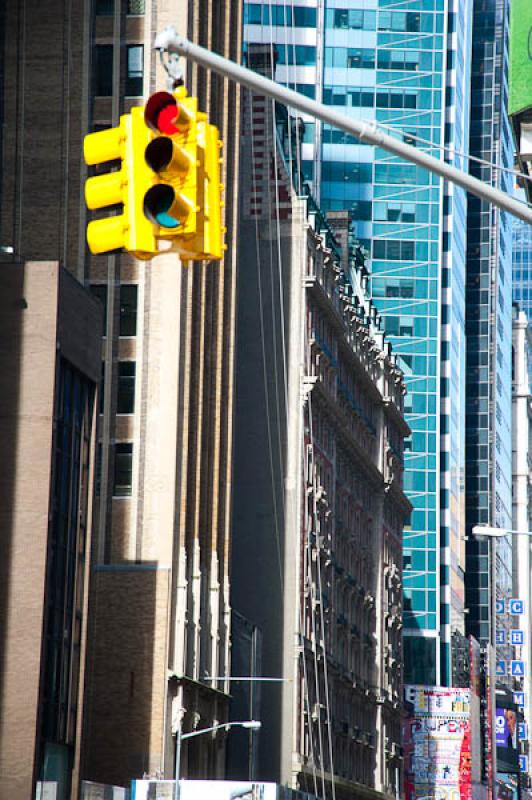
(249, 88, 284, 593)
(374, 119, 532, 191)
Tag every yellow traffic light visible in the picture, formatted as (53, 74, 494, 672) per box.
(83, 86, 225, 263)
(177, 120, 225, 261)
(84, 108, 157, 259)
(143, 87, 199, 238)
(200, 121, 224, 261)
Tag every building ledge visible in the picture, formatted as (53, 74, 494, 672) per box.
(313, 381, 384, 488)
(167, 672, 231, 700)
(383, 397, 411, 437)
(305, 274, 385, 404)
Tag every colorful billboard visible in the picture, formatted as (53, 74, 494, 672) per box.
(404, 686, 472, 800)
(509, 0, 532, 117)
(495, 708, 518, 750)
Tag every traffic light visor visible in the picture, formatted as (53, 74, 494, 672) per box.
(84, 126, 122, 165)
(144, 184, 194, 229)
(145, 91, 192, 134)
(87, 216, 125, 255)
(145, 137, 192, 175)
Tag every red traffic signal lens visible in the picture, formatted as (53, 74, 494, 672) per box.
(157, 104, 179, 135)
(145, 91, 191, 135)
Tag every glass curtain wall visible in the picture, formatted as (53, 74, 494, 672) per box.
(244, 0, 471, 685)
(513, 217, 532, 390)
(465, 0, 513, 652)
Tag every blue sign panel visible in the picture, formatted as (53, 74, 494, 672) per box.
(511, 629, 525, 646)
(496, 630, 507, 645)
(496, 660, 507, 676)
(519, 722, 528, 741)
(496, 599, 505, 614)
(514, 691, 526, 707)
(510, 599, 525, 615)
(511, 660, 526, 677)
(520, 755, 528, 773)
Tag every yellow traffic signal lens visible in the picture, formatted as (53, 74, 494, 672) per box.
(145, 137, 192, 177)
(144, 184, 194, 229)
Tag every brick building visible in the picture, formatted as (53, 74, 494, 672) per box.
(0, 0, 242, 794)
(0, 263, 101, 799)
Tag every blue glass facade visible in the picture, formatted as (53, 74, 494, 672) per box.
(244, 0, 472, 685)
(513, 218, 532, 389)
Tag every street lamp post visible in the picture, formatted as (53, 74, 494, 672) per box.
(174, 719, 262, 800)
(471, 525, 532, 646)
(471, 524, 532, 798)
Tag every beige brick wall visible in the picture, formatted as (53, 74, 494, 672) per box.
(82, 568, 171, 787)
(0, 261, 101, 799)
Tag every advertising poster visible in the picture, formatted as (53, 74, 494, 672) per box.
(495, 698, 520, 776)
(404, 686, 472, 800)
(495, 709, 518, 750)
(469, 637, 487, 800)
(509, 0, 532, 117)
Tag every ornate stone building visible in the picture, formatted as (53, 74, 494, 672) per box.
(231, 47, 410, 799)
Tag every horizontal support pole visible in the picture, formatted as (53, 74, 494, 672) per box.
(155, 28, 532, 226)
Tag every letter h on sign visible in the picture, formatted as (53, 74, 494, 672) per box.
(511, 630, 525, 646)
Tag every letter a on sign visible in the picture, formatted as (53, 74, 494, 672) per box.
(511, 660, 526, 677)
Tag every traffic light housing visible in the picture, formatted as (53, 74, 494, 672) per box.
(83, 86, 225, 262)
(143, 87, 199, 240)
(143, 87, 225, 262)
(180, 119, 224, 261)
(84, 108, 157, 259)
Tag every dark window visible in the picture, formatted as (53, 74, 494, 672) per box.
(127, 0, 145, 13)
(373, 240, 415, 260)
(347, 48, 375, 69)
(245, 4, 262, 23)
(94, 45, 113, 96)
(99, 362, 105, 414)
(95, 443, 103, 495)
(114, 443, 133, 496)
(126, 45, 144, 96)
(40, 361, 94, 751)
(117, 362, 136, 414)
(95, 0, 113, 14)
(90, 284, 108, 332)
(294, 7, 316, 27)
(120, 285, 138, 336)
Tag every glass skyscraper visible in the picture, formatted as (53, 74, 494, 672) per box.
(244, 0, 472, 684)
(465, 0, 514, 648)
(513, 217, 532, 389)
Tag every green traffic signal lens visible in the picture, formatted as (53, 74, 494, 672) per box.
(144, 185, 180, 229)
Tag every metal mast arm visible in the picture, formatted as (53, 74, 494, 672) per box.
(154, 27, 532, 226)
